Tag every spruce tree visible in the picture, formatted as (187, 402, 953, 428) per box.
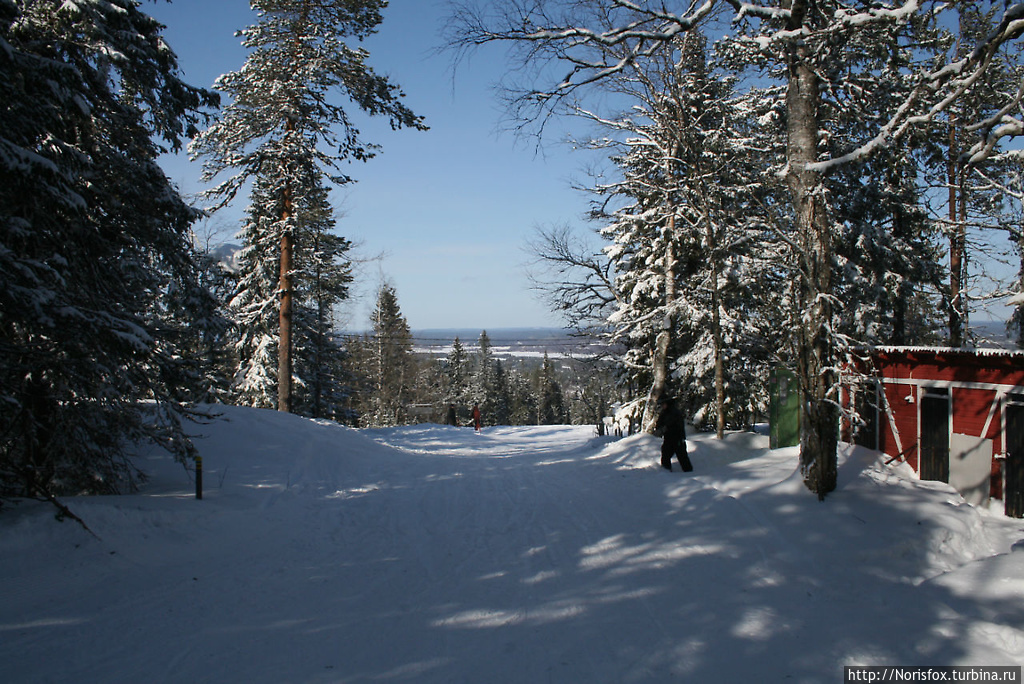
(507, 367, 537, 426)
(362, 283, 414, 427)
(230, 174, 289, 408)
(489, 359, 513, 426)
(473, 331, 502, 425)
(0, 0, 218, 503)
(445, 337, 469, 408)
(537, 353, 567, 425)
(570, 30, 779, 435)
(292, 176, 353, 420)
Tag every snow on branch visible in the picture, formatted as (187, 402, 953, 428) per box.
(831, 0, 922, 27)
(494, 1, 715, 48)
(448, 0, 718, 107)
(811, 2, 1024, 173)
(455, 1, 1024, 177)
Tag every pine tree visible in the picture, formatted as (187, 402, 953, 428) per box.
(191, 0, 425, 413)
(472, 330, 502, 425)
(0, 0, 218, 503)
(537, 353, 567, 425)
(488, 359, 513, 426)
(445, 337, 469, 407)
(363, 283, 414, 427)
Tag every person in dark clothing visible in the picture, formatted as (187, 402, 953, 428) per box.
(446, 404, 458, 427)
(655, 397, 693, 472)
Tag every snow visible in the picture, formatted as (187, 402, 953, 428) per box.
(2, 405, 1023, 683)
(870, 345, 1024, 358)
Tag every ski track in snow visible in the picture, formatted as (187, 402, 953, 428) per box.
(1, 406, 1023, 683)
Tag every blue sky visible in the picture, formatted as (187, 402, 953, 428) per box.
(149, 0, 588, 331)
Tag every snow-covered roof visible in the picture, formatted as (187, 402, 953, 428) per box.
(866, 345, 1024, 359)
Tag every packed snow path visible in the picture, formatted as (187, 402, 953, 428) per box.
(1, 406, 1023, 683)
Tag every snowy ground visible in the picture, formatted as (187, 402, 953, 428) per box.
(2, 406, 1023, 683)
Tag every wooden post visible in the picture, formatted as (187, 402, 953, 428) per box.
(195, 455, 203, 500)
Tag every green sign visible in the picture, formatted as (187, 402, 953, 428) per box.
(770, 367, 801, 449)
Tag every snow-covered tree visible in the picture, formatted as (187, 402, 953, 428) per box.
(359, 283, 415, 427)
(291, 177, 353, 420)
(487, 358, 514, 425)
(506, 366, 538, 426)
(191, 0, 426, 413)
(445, 337, 470, 407)
(536, 353, 567, 425)
(471, 330, 507, 425)
(447, 0, 1024, 499)
(530, 29, 783, 436)
(230, 174, 288, 408)
(903, 4, 1024, 347)
(226, 170, 351, 416)
(0, 0, 218, 506)
(185, 250, 238, 404)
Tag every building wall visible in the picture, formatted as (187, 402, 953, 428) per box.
(876, 380, 920, 471)
(852, 348, 1024, 505)
(952, 387, 1001, 446)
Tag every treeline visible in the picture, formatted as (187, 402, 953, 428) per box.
(347, 285, 623, 429)
(284, 282, 624, 429)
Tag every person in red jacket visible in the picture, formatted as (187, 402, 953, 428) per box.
(471, 404, 482, 432)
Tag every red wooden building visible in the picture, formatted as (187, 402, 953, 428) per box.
(844, 347, 1024, 518)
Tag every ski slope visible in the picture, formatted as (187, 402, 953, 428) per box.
(1, 405, 1022, 683)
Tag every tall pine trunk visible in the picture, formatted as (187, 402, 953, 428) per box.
(948, 124, 966, 348)
(278, 177, 294, 413)
(1015, 222, 1024, 349)
(786, 0, 838, 499)
(712, 271, 725, 440)
(888, 163, 909, 346)
(704, 195, 726, 439)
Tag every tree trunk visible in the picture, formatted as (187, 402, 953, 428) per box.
(644, 215, 677, 433)
(948, 125, 966, 348)
(646, 328, 671, 432)
(785, 0, 837, 499)
(312, 232, 325, 419)
(713, 276, 725, 439)
(706, 198, 725, 440)
(277, 179, 294, 413)
(1016, 222, 1024, 349)
(888, 163, 908, 346)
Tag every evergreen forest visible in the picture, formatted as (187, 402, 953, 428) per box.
(3, 0, 1024, 509)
